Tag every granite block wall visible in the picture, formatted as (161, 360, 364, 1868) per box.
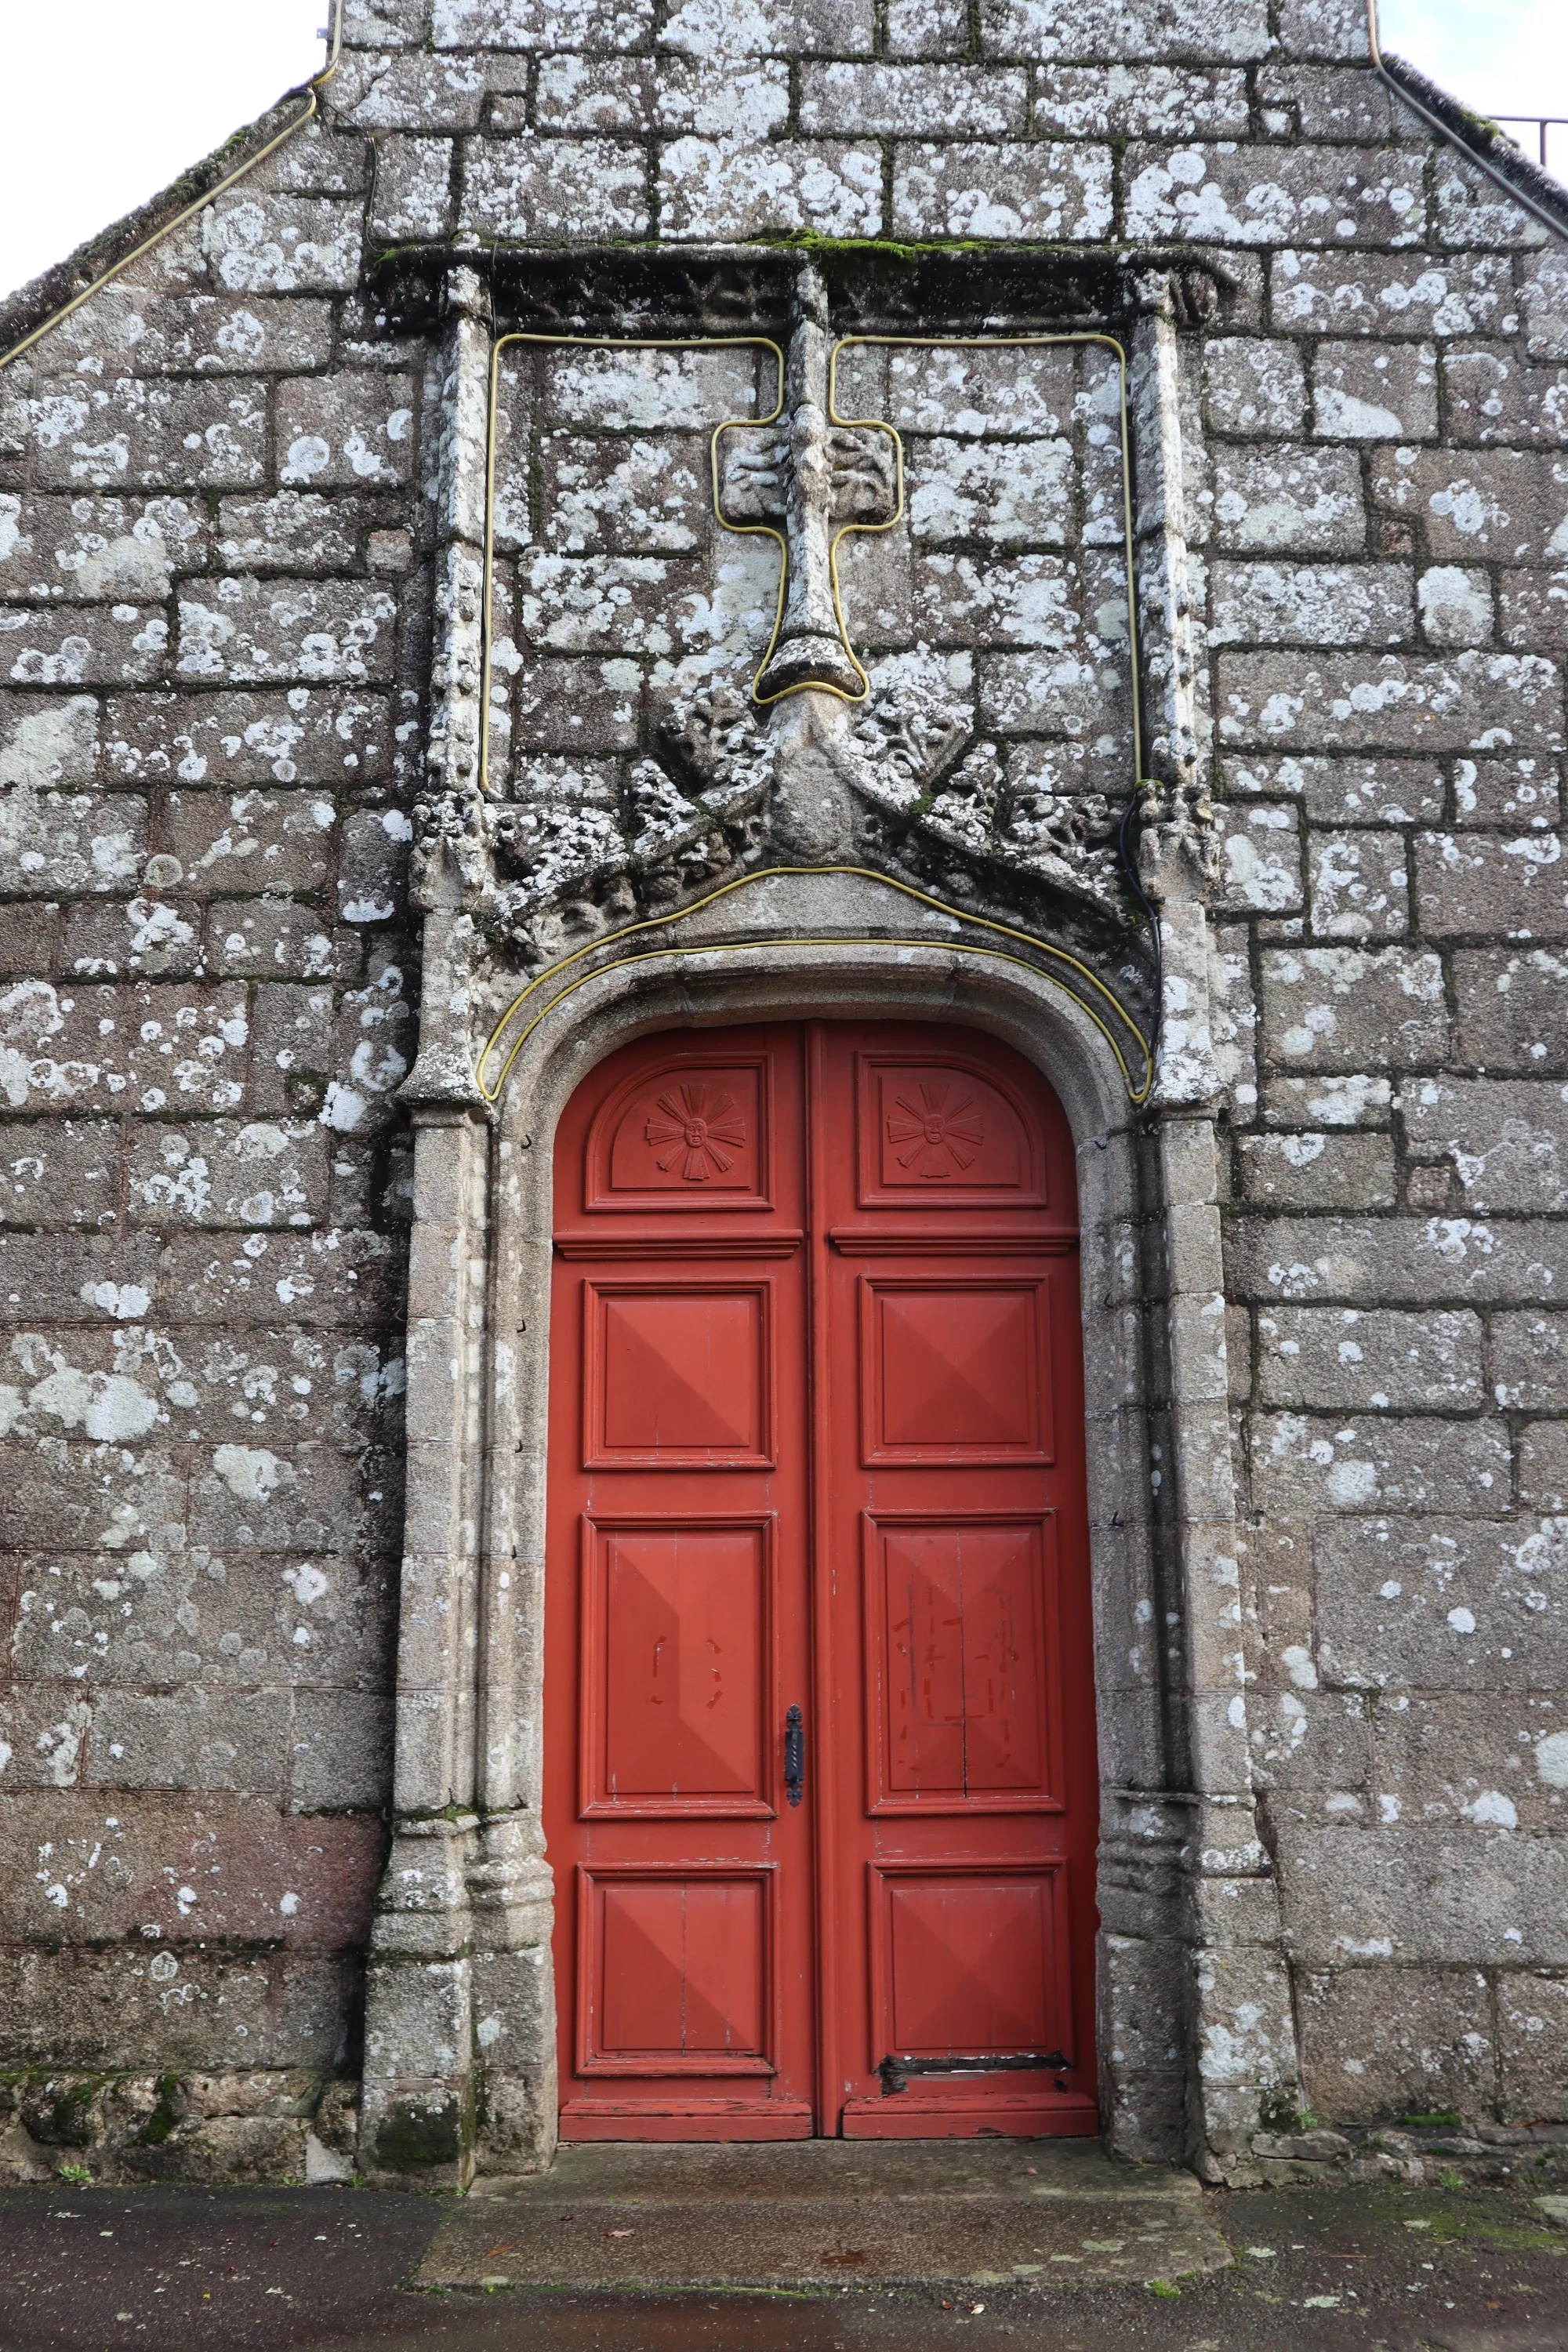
(0, 69, 426, 2181)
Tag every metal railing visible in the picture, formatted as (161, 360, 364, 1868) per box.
(1491, 116, 1568, 179)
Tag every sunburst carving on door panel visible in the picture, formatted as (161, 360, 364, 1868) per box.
(855, 1054, 1047, 1209)
(644, 1083, 748, 1183)
(585, 1054, 771, 1209)
(884, 1081, 985, 1181)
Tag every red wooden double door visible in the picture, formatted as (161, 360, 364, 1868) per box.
(545, 1021, 1099, 2140)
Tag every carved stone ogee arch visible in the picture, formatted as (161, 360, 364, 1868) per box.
(358, 870, 1298, 2186)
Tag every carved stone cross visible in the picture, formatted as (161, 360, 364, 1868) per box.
(716, 315, 899, 703)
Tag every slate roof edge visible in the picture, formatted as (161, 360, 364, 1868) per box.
(1378, 48, 1568, 244)
(0, 85, 314, 372)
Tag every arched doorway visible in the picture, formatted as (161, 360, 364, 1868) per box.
(543, 1018, 1099, 2141)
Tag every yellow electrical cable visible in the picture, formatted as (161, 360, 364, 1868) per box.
(475, 330, 1160, 1106)
(483, 330, 1145, 740)
(725, 356, 900, 710)
(827, 335, 1146, 788)
(487, 932, 1151, 1108)
(480, 332, 787, 804)
(13, 0, 1520, 1120)
(0, 2, 344, 375)
(0, 34, 1162, 1105)
(474, 863, 1156, 1109)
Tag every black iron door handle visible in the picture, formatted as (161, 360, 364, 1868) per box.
(783, 1704, 804, 1807)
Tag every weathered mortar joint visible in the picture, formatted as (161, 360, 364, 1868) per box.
(1214, 2118, 1568, 2192)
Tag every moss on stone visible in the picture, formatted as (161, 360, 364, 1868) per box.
(372, 2094, 465, 2172)
(137, 2074, 185, 2150)
(47, 2078, 104, 2149)
(1258, 2088, 1305, 2135)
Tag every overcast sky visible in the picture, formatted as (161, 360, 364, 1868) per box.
(0, 1, 1565, 306)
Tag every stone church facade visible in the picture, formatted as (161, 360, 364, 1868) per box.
(1, 0, 1565, 2187)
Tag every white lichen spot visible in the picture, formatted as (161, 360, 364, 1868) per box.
(211, 1443, 286, 1503)
(1462, 1790, 1518, 1828)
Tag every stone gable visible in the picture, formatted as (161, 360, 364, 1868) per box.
(0, 0, 1565, 2187)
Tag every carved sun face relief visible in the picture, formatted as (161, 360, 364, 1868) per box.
(470, 320, 1140, 971)
(885, 1081, 986, 1181)
(644, 1082, 749, 1183)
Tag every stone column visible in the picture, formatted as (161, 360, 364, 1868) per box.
(359, 267, 495, 2187)
(359, 259, 559, 2185)
(358, 1096, 488, 2187)
(1127, 283, 1305, 2176)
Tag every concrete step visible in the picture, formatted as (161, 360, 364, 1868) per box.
(418, 2141, 1227, 2291)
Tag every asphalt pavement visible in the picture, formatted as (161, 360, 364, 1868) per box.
(1, 2172, 1564, 2350)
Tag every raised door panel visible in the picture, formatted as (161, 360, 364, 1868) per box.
(863, 1512, 1063, 1814)
(552, 1019, 1096, 2145)
(856, 1052, 1047, 1210)
(585, 1279, 775, 1467)
(580, 1516, 774, 1817)
(822, 1018, 1098, 2144)
(869, 1862, 1073, 2068)
(577, 1866, 778, 2075)
(584, 1054, 771, 1211)
(859, 1273, 1053, 1465)
(550, 1026, 812, 2142)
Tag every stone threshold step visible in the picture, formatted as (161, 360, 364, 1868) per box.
(419, 2143, 1226, 2292)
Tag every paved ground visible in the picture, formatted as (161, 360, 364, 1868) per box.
(2, 2165, 1565, 2350)
(419, 2142, 1227, 2290)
